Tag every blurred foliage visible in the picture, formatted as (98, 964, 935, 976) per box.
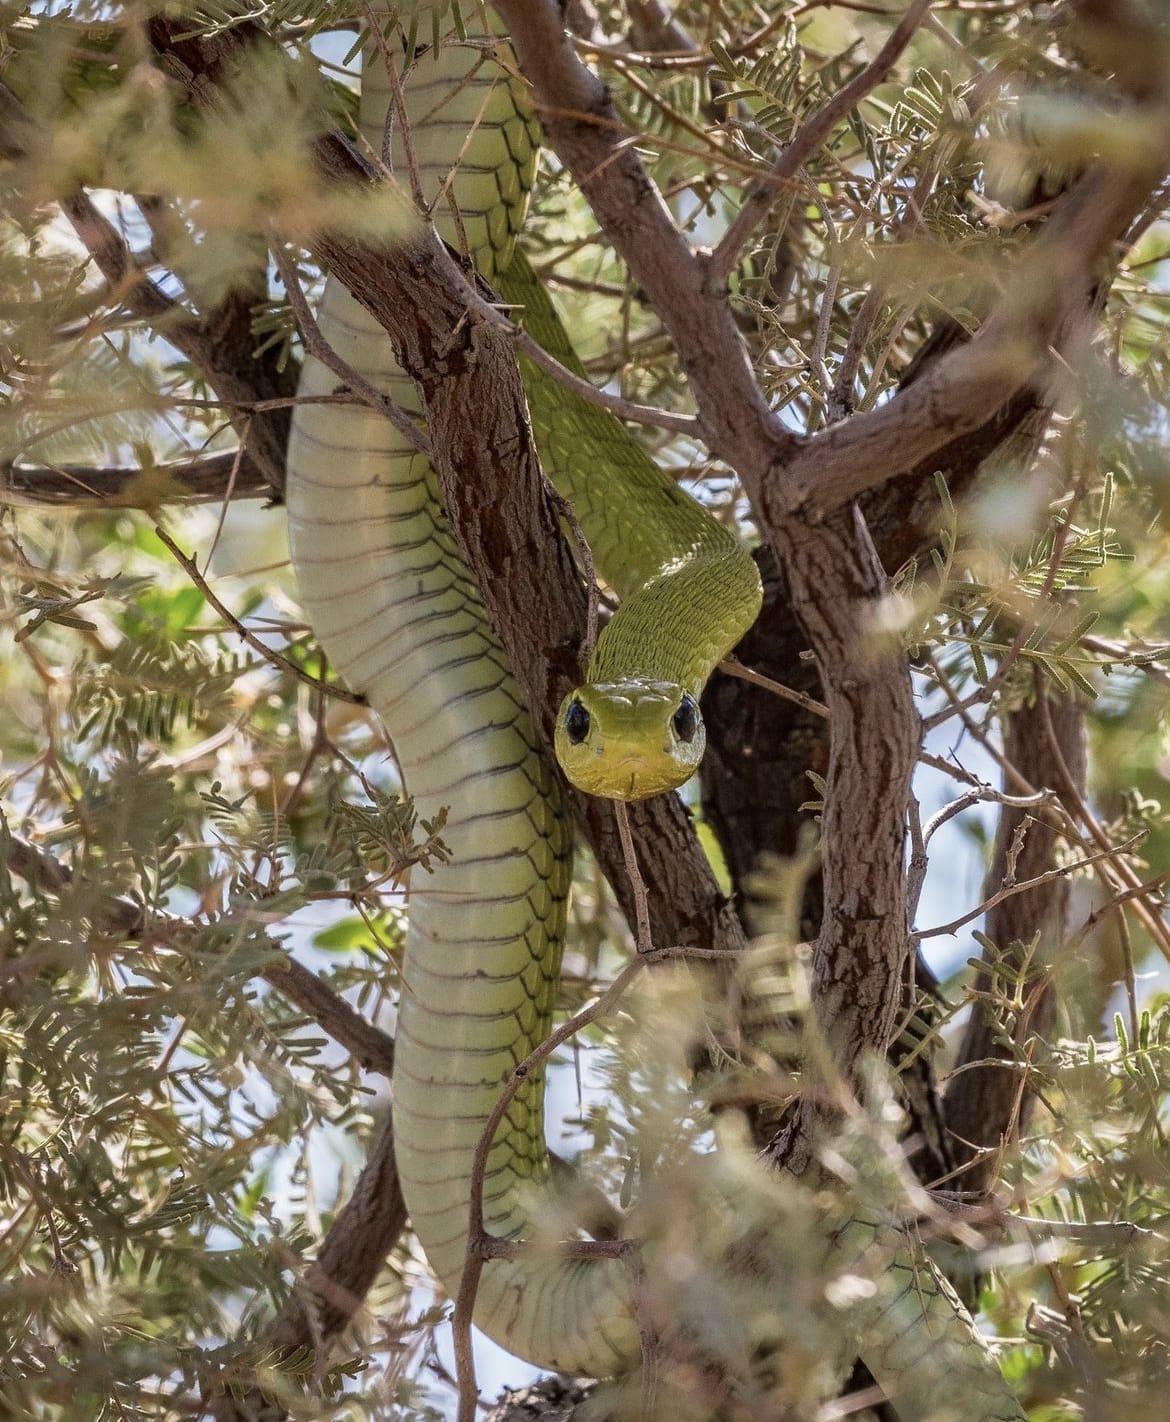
(0, 1, 1169, 1419)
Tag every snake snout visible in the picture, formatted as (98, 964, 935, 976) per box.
(554, 680, 706, 800)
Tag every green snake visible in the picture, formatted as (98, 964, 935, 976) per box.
(285, 8, 1027, 1417)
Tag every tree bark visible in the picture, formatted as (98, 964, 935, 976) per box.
(945, 685, 1087, 1194)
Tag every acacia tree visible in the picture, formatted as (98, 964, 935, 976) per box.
(2, 2, 1170, 1419)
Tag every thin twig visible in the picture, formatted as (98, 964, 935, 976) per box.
(1006, 1212, 1159, 1249)
(153, 524, 366, 704)
(202, 417, 248, 575)
(720, 655, 829, 718)
(462, 278, 700, 435)
(1037, 690, 1170, 964)
(614, 800, 652, 952)
(575, 10, 791, 72)
(273, 246, 432, 457)
(927, 653, 1170, 967)
(1081, 632, 1170, 687)
(3, 834, 396, 1074)
(906, 792, 928, 925)
(921, 786, 1052, 847)
(925, 489, 1081, 731)
(829, 145, 944, 418)
(280, 680, 333, 822)
(706, 0, 932, 286)
(512, 313, 699, 434)
(918, 749, 985, 787)
(358, 0, 425, 204)
(914, 833, 1148, 940)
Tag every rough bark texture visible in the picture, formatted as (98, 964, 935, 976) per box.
(945, 687, 1087, 1194)
(494, 3, 1169, 522)
(310, 185, 748, 961)
(149, 20, 749, 969)
(492, 7, 1169, 1168)
(700, 545, 827, 930)
(701, 333, 1050, 1183)
(763, 510, 920, 1174)
(701, 351, 1045, 922)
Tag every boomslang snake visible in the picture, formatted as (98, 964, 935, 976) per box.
(286, 7, 1027, 1418)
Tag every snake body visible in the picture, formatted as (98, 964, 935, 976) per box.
(287, 19, 639, 1373)
(286, 9, 1027, 1417)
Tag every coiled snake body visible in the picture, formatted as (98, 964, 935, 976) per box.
(287, 9, 1027, 1417)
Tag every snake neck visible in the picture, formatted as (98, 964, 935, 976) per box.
(494, 254, 763, 797)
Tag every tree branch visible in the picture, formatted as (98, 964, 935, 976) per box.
(496, 1, 921, 1164)
(494, 0, 1170, 538)
(491, 6, 1170, 1179)
(773, 156, 1170, 520)
(59, 185, 296, 495)
(153, 524, 366, 705)
(1, 831, 396, 1074)
(293, 161, 749, 963)
(148, 6, 749, 1013)
(944, 685, 1086, 1195)
(3, 826, 408, 1422)
(492, 0, 787, 480)
(207, 1111, 406, 1422)
(2, 450, 272, 507)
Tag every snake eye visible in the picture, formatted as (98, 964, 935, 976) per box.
(564, 698, 590, 745)
(672, 694, 698, 745)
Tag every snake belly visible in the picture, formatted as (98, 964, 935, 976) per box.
(285, 9, 1028, 1418)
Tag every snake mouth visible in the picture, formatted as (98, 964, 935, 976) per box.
(585, 752, 696, 802)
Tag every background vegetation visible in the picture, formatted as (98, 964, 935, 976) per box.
(1, 1, 1169, 1419)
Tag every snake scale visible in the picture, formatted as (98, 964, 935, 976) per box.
(286, 6, 1028, 1417)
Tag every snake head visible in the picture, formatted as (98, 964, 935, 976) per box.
(554, 679, 705, 800)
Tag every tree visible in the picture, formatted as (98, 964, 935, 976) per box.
(2, 1, 1169, 1419)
